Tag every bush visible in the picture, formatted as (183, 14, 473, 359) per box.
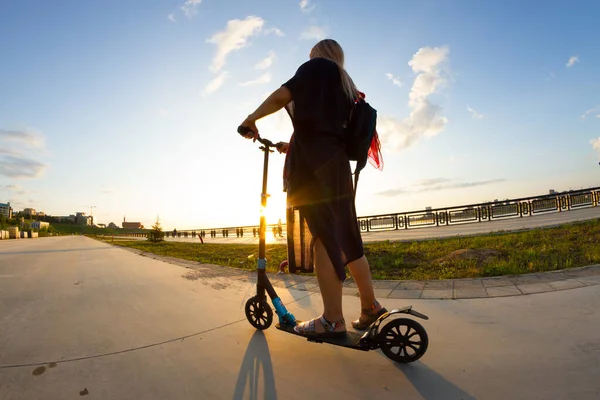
(147, 217, 165, 243)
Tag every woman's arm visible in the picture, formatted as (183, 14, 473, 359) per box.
(240, 86, 292, 140)
(247, 86, 292, 122)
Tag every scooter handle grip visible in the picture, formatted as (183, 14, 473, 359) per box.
(237, 125, 253, 136)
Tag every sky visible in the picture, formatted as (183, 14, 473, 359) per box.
(1, 0, 599, 230)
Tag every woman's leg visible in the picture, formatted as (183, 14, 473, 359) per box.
(314, 238, 344, 324)
(294, 238, 345, 334)
(347, 255, 385, 327)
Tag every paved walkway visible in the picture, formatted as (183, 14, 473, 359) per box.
(3, 236, 600, 399)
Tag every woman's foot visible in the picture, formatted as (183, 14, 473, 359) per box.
(294, 315, 346, 338)
(351, 301, 388, 330)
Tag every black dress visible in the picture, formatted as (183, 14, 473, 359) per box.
(281, 57, 364, 282)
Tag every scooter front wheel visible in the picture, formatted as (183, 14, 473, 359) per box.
(245, 296, 273, 330)
(379, 318, 428, 363)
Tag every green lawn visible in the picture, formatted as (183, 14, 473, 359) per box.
(94, 218, 600, 280)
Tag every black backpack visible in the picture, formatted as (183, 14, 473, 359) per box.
(344, 98, 378, 196)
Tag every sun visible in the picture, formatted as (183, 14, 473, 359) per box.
(260, 194, 286, 227)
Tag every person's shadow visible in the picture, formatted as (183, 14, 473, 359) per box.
(393, 361, 477, 400)
(232, 331, 277, 400)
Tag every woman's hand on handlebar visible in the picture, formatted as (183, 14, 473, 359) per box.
(240, 116, 259, 142)
(277, 142, 289, 154)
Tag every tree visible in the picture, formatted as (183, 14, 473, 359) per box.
(147, 217, 165, 243)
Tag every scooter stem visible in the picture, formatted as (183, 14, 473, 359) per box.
(259, 144, 271, 260)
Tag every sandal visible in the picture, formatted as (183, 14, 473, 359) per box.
(351, 301, 388, 330)
(293, 315, 347, 339)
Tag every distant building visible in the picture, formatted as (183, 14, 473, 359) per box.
(75, 212, 92, 226)
(58, 215, 76, 223)
(108, 222, 119, 229)
(122, 217, 143, 229)
(122, 222, 144, 229)
(0, 202, 12, 219)
(31, 221, 50, 230)
(23, 208, 36, 217)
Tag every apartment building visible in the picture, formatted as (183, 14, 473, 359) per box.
(23, 208, 36, 217)
(75, 212, 92, 226)
(30, 221, 50, 230)
(0, 202, 13, 219)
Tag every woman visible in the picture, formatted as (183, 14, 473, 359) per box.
(239, 39, 386, 338)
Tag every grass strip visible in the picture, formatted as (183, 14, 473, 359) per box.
(96, 218, 600, 280)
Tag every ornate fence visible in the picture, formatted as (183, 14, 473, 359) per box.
(356, 186, 600, 233)
(112, 187, 600, 239)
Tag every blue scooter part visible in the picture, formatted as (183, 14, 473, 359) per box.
(272, 297, 296, 326)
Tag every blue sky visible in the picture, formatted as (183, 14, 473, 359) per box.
(1, 0, 599, 230)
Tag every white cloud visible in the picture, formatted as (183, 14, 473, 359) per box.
(0, 154, 47, 179)
(377, 46, 450, 150)
(591, 137, 600, 157)
(566, 55, 579, 67)
(180, 0, 202, 18)
(581, 105, 600, 119)
(204, 71, 229, 94)
(240, 72, 271, 87)
(467, 105, 484, 119)
(264, 27, 284, 36)
(299, 0, 316, 13)
(100, 184, 114, 194)
(385, 73, 403, 88)
(168, 13, 176, 22)
(207, 16, 265, 72)
(0, 184, 24, 194)
(376, 178, 505, 197)
(300, 25, 326, 40)
(255, 51, 275, 69)
(0, 129, 45, 148)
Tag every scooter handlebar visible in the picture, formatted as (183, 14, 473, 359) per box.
(237, 125, 284, 150)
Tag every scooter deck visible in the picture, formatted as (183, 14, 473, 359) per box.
(276, 321, 370, 350)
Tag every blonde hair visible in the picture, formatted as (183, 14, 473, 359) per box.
(310, 39, 358, 101)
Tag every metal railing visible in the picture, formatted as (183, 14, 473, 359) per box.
(109, 186, 600, 239)
(356, 186, 600, 233)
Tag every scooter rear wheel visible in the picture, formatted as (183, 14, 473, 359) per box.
(379, 318, 428, 363)
(245, 296, 273, 330)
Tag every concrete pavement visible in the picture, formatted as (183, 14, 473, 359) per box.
(1, 236, 600, 399)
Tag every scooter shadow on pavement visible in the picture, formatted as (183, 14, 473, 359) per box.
(392, 360, 477, 400)
(232, 330, 278, 400)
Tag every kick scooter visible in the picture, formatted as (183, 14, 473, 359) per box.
(238, 126, 430, 363)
